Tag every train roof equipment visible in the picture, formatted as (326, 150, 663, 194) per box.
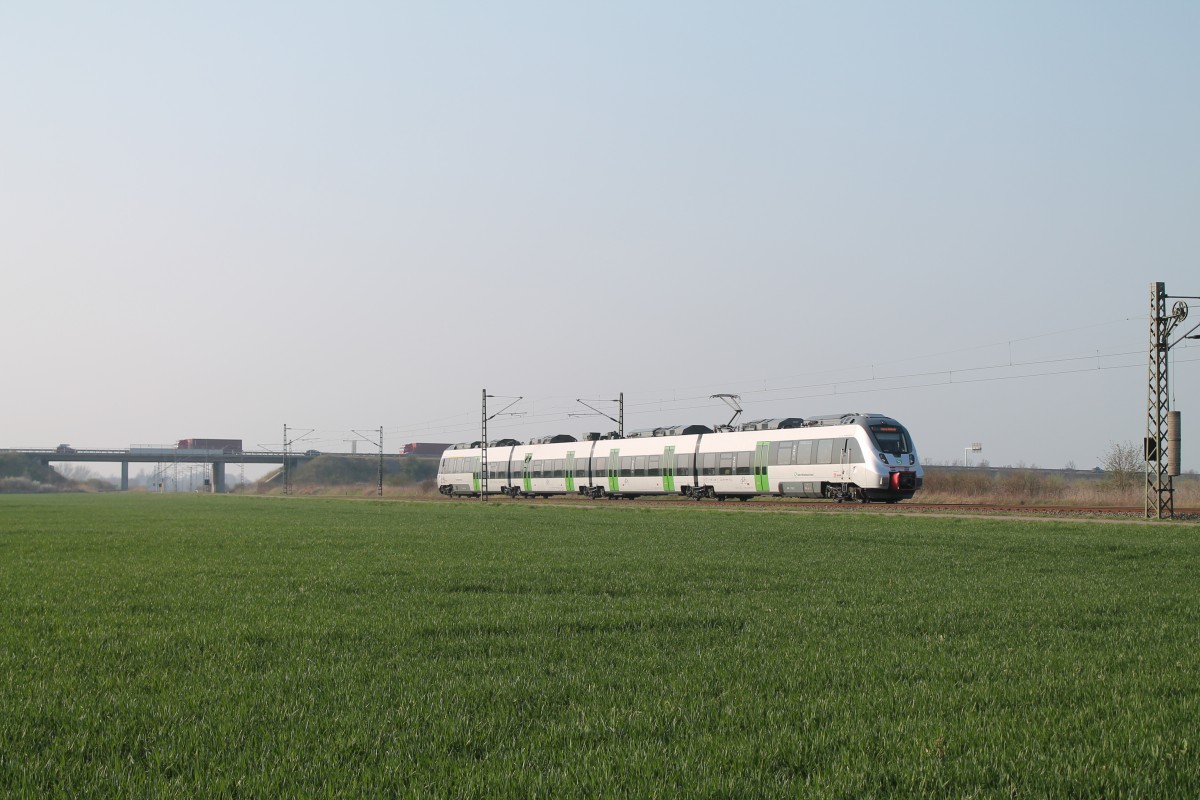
(800, 413, 892, 427)
(529, 434, 577, 444)
(627, 424, 713, 438)
(738, 418, 806, 431)
(711, 394, 744, 432)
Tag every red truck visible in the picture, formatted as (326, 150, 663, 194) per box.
(401, 442, 450, 456)
(178, 438, 243, 453)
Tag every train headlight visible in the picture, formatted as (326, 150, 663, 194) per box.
(878, 453, 888, 463)
(908, 455, 915, 465)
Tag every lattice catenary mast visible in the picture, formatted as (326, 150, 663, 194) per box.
(1146, 282, 1199, 519)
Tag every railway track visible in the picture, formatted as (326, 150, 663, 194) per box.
(436, 494, 1200, 519)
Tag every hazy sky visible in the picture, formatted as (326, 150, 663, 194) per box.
(3, 1, 1198, 475)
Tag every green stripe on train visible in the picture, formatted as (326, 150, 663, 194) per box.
(755, 441, 770, 492)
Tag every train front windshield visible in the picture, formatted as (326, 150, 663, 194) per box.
(869, 424, 913, 456)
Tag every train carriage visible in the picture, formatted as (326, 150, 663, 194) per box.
(438, 412, 921, 503)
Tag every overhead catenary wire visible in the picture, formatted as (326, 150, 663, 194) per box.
(379, 353, 1200, 443)
(291, 316, 1194, 446)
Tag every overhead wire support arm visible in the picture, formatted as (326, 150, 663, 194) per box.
(481, 391, 524, 502)
(352, 427, 385, 496)
(281, 424, 314, 496)
(572, 392, 624, 437)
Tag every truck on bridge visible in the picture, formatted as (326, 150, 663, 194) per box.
(177, 438, 242, 453)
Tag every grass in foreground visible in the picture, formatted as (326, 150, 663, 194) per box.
(0, 494, 1198, 797)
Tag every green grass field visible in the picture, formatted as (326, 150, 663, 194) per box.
(1, 495, 1198, 797)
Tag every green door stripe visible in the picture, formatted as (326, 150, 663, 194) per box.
(663, 445, 675, 493)
(755, 441, 770, 492)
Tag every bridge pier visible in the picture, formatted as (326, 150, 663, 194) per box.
(121, 462, 129, 491)
(211, 462, 226, 494)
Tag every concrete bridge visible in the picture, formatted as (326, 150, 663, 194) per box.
(0, 448, 323, 492)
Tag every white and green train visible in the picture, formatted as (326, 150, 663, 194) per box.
(437, 413, 921, 503)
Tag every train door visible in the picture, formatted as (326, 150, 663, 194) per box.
(566, 450, 576, 492)
(472, 456, 480, 493)
(608, 448, 620, 493)
(662, 445, 675, 492)
(522, 453, 532, 493)
(838, 438, 860, 484)
(843, 437, 863, 485)
(754, 441, 770, 492)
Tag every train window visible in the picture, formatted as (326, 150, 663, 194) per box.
(554, 459, 565, 478)
(701, 452, 718, 476)
(594, 457, 606, 473)
(845, 438, 864, 463)
(621, 456, 633, 477)
(676, 454, 692, 476)
(633, 456, 647, 476)
(719, 452, 735, 476)
(771, 441, 794, 466)
(795, 440, 814, 465)
(736, 451, 752, 475)
(870, 424, 912, 456)
(647, 455, 660, 474)
(816, 439, 834, 464)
